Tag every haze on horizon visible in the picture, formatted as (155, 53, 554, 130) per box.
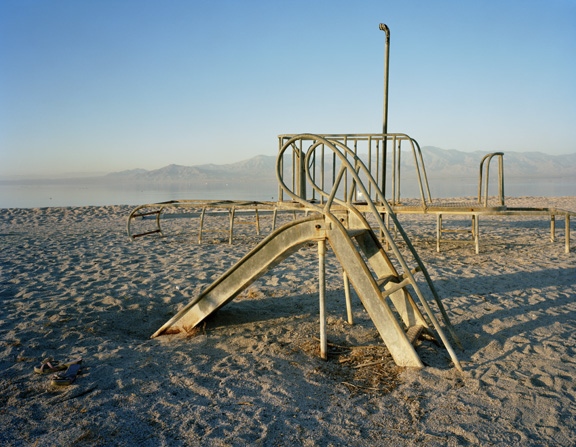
(1, 0, 575, 179)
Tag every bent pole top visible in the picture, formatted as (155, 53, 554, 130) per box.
(379, 23, 390, 136)
(380, 23, 390, 197)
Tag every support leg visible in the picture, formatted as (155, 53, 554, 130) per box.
(272, 208, 278, 230)
(436, 214, 442, 252)
(318, 239, 327, 360)
(255, 208, 260, 235)
(473, 215, 480, 254)
(198, 207, 207, 243)
(551, 214, 556, 243)
(229, 207, 235, 244)
(566, 214, 571, 254)
(343, 271, 353, 324)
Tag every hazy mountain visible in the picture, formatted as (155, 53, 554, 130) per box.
(104, 149, 575, 184)
(5, 150, 570, 185)
(416, 147, 576, 178)
(105, 155, 278, 183)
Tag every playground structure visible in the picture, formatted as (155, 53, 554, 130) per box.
(126, 23, 574, 371)
(151, 134, 464, 371)
(128, 132, 574, 254)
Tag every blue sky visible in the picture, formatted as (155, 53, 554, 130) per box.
(1, 0, 575, 178)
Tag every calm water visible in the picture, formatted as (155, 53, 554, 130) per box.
(0, 181, 279, 209)
(0, 178, 574, 209)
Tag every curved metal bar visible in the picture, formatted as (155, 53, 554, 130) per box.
(411, 139, 433, 206)
(278, 133, 437, 209)
(478, 152, 505, 206)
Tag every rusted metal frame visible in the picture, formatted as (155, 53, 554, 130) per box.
(131, 229, 162, 239)
(504, 207, 572, 253)
(391, 135, 398, 205)
(354, 138, 360, 202)
(320, 143, 325, 205)
(308, 147, 317, 203)
(367, 135, 373, 199)
(286, 134, 462, 364)
(343, 135, 349, 202)
(229, 207, 235, 244)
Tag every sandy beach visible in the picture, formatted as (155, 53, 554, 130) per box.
(1, 196, 575, 446)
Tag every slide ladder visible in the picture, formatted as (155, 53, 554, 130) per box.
(153, 134, 462, 370)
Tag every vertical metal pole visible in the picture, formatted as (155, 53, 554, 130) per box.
(436, 214, 442, 252)
(566, 214, 571, 254)
(380, 23, 390, 199)
(229, 207, 235, 244)
(198, 207, 207, 244)
(474, 215, 480, 254)
(318, 239, 327, 360)
(343, 271, 353, 324)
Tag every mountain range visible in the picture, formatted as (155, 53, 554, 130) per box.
(105, 147, 576, 183)
(2, 148, 574, 185)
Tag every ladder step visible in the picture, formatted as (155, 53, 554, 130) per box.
(376, 274, 399, 289)
(347, 228, 368, 238)
(377, 266, 422, 290)
(406, 325, 425, 345)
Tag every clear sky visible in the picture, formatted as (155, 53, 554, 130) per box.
(1, 0, 575, 178)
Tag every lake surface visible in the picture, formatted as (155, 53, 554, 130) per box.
(0, 177, 574, 209)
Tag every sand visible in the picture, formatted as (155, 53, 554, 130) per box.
(1, 196, 575, 446)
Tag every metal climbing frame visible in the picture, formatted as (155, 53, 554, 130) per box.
(278, 133, 505, 209)
(127, 200, 278, 243)
(278, 133, 573, 253)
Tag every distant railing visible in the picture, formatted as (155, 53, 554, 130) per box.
(478, 152, 505, 207)
(278, 133, 432, 207)
(278, 133, 505, 209)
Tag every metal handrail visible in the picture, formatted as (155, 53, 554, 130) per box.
(478, 152, 505, 207)
(278, 133, 436, 208)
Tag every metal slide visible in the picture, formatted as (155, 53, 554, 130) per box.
(151, 209, 453, 368)
(152, 134, 463, 371)
(151, 214, 324, 338)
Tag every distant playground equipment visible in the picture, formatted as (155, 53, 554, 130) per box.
(128, 24, 574, 370)
(128, 200, 277, 244)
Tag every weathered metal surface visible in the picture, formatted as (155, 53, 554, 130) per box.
(151, 214, 326, 338)
(151, 134, 468, 370)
